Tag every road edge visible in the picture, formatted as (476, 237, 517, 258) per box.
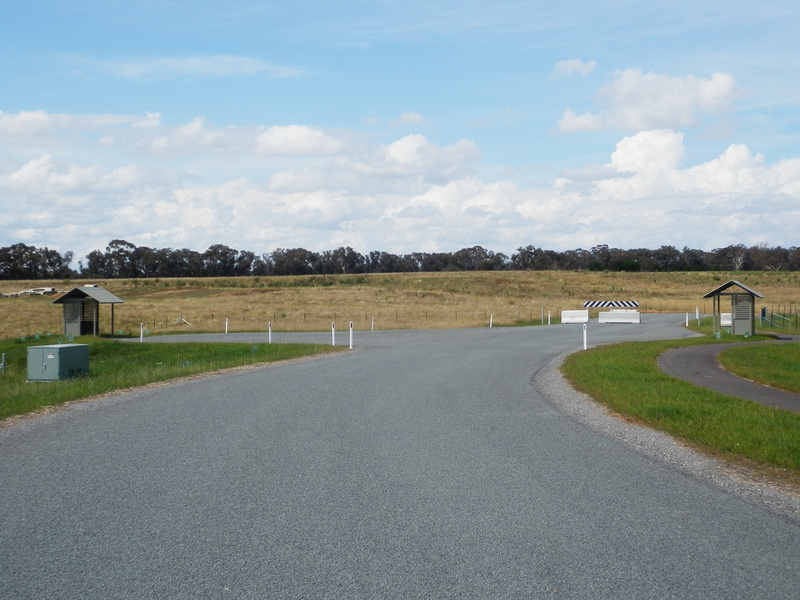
(533, 350, 800, 524)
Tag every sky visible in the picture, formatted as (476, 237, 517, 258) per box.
(2, 0, 799, 266)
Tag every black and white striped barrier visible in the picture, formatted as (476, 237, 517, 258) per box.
(583, 301, 639, 308)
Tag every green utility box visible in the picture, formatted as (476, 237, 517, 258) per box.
(27, 344, 89, 382)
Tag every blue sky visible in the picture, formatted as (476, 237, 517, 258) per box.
(2, 0, 799, 265)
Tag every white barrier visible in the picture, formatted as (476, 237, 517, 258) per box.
(561, 309, 589, 324)
(598, 309, 641, 324)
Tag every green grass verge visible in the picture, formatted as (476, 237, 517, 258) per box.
(0, 335, 342, 421)
(561, 334, 800, 477)
(720, 343, 800, 394)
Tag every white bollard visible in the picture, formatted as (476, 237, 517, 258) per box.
(583, 323, 587, 350)
(225, 317, 229, 334)
(490, 313, 493, 328)
(331, 321, 336, 346)
(371, 316, 375, 331)
(548, 310, 551, 326)
(686, 313, 689, 326)
(140, 322, 144, 343)
(268, 321, 272, 344)
(696, 306, 700, 324)
(349, 321, 354, 350)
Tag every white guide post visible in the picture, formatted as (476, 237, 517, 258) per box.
(140, 322, 144, 343)
(268, 321, 272, 344)
(548, 310, 551, 325)
(349, 321, 354, 350)
(371, 316, 375, 331)
(331, 321, 336, 346)
(490, 314, 493, 328)
(225, 317, 229, 334)
(583, 323, 588, 350)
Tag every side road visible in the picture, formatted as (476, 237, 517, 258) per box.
(658, 335, 800, 413)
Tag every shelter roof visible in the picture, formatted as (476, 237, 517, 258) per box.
(52, 286, 125, 304)
(702, 279, 764, 299)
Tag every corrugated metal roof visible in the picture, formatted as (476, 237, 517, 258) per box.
(52, 286, 125, 304)
(702, 279, 764, 299)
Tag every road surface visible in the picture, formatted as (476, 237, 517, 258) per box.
(2, 315, 799, 598)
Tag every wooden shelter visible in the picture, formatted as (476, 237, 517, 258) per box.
(52, 286, 124, 337)
(702, 280, 763, 336)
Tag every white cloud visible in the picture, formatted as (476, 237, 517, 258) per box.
(390, 112, 425, 126)
(552, 59, 597, 78)
(133, 112, 162, 128)
(255, 125, 344, 155)
(5, 154, 168, 196)
(0, 110, 139, 136)
(558, 69, 737, 132)
(73, 55, 306, 80)
(1, 108, 799, 260)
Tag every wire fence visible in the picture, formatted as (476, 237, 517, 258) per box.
(760, 305, 799, 332)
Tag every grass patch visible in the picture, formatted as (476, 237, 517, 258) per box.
(720, 343, 800, 393)
(561, 335, 800, 479)
(0, 335, 342, 421)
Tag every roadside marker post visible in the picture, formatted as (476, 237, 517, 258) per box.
(349, 321, 354, 350)
(331, 322, 336, 346)
(140, 323, 144, 343)
(268, 321, 272, 344)
(583, 323, 588, 350)
(225, 318, 229, 334)
(490, 314, 493, 328)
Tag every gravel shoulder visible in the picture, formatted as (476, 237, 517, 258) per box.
(535, 351, 800, 524)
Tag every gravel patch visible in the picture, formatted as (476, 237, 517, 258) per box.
(535, 351, 800, 524)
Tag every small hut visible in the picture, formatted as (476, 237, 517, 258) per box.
(52, 286, 124, 337)
(702, 280, 763, 336)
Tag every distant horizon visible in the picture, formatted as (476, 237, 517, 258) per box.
(2, 239, 795, 279)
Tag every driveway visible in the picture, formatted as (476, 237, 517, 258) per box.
(659, 336, 800, 413)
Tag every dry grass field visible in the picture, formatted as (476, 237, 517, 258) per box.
(2, 270, 799, 339)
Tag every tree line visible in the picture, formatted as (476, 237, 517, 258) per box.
(1, 240, 799, 280)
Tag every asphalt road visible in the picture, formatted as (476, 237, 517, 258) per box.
(659, 338, 800, 413)
(2, 315, 799, 599)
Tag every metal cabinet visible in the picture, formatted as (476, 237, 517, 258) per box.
(27, 344, 89, 382)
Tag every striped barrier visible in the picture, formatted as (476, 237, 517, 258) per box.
(584, 301, 639, 308)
